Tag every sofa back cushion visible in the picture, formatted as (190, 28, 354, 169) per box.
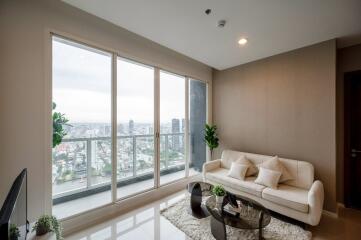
(221, 150, 314, 190)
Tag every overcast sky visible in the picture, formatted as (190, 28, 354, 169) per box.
(52, 37, 185, 124)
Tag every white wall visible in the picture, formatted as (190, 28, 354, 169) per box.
(0, 0, 212, 221)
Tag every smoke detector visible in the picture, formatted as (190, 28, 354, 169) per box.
(218, 20, 226, 28)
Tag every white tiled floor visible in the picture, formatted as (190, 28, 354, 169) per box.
(66, 191, 191, 240)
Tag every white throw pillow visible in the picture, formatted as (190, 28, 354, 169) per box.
(257, 156, 293, 183)
(255, 167, 282, 189)
(227, 162, 249, 180)
(235, 155, 258, 177)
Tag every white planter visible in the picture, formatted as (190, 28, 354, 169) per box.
(216, 195, 224, 205)
(27, 232, 56, 240)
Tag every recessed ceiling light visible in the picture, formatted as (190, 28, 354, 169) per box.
(238, 38, 248, 45)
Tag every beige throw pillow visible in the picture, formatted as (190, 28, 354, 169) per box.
(235, 155, 258, 177)
(227, 162, 248, 180)
(257, 156, 293, 183)
(255, 167, 282, 189)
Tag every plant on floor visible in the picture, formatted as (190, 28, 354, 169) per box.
(204, 124, 219, 158)
(9, 223, 20, 240)
(32, 215, 62, 240)
(53, 102, 71, 148)
(212, 184, 226, 197)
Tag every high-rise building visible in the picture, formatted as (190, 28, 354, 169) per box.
(171, 118, 180, 150)
(129, 120, 134, 135)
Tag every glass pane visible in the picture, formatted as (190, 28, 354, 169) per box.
(160, 71, 185, 185)
(189, 79, 207, 176)
(117, 58, 154, 199)
(52, 36, 112, 219)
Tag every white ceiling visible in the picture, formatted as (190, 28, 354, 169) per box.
(63, 0, 361, 70)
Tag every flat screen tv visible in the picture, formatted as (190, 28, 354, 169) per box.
(0, 169, 28, 240)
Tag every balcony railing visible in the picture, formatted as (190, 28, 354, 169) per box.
(52, 133, 186, 204)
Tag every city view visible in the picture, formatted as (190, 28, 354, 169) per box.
(51, 36, 206, 218)
(52, 119, 187, 198)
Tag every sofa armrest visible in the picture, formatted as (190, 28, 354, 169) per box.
(307, 180, 324, 226)
(202, 159, 221, 181)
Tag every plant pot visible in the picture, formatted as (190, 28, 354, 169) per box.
(216, 195, 224, 205)
(36, 226, 49, 236)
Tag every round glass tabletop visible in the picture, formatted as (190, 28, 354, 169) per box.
(205, 193, 271, 230)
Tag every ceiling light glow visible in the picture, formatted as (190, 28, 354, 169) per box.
(238, 38, 248, 45)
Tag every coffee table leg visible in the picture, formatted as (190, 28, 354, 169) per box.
(210, 215, 227, 240)
(188, 183, 209, 219)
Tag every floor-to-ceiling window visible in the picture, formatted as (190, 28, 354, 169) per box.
(117, 58, 155, 199)
(159, 71, 186, 185)
(52, 36, 112, 218)
(51, 34, 208, 219)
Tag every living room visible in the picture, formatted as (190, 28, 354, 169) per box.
(1, 0, 361, 239)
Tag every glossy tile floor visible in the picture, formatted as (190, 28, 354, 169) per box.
(66, 191, 191, 240)
(67, 190, 361, 240)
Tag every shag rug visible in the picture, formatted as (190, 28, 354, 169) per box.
(161, 197, 312, 240)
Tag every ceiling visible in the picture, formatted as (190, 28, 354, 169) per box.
(63, 0, 361, 70)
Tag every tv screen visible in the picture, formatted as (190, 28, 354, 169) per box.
(0, 169, 28, 240)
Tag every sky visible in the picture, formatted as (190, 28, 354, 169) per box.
(52, 37, 185, 124)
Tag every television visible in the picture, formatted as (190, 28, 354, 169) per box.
(0, 169, 29, 240)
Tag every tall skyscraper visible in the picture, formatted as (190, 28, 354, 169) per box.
(171, 118, 180, 150)
(129, 120, 134, 135)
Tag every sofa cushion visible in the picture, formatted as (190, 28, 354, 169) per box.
(255, 167, 282, 189)
(206, 168, 266, 197)
(262, 184, 309, 213)
(257, 156, 293, 183)
(227, 162, 248, 180)
(235, 156, 258, 176)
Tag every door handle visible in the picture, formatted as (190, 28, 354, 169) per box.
(351, 149, 361, 153)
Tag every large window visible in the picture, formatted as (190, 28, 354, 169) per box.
(159, 71, 186, 185)
(51, 35, 208, 219)
(52, 36, 112, 218)
(117, 58, 155, 198)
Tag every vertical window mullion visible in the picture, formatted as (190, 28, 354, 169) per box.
(111, 53, 117, 202)
(154, 67, 160, 188)
(185, 77, 190, 177)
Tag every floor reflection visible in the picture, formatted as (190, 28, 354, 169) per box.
(66, 191, 191, 240)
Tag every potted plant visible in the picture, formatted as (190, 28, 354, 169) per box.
(212, 184, 226, 205)
(32, 215, 62, 240)
(9, 223, 20, 240)
(204, 124, 219, 159)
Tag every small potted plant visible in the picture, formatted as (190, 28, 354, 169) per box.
(9, 223, 20, 240)
(32, 215, 62, 240)
(212, 184, 226, 205)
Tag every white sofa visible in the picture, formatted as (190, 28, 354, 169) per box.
(203, 150, 324, 226)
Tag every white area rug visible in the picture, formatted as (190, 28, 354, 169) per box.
(161, 198, 312, 240)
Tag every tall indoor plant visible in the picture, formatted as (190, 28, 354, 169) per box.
(204, 124, 219, 158)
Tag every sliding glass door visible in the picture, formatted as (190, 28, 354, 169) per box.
(117, 58, 155, 199)
(52, 36, 112, 219)
(159, 71, 186, 185)
(52, 34, 208, 219)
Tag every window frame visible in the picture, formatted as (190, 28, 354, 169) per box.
(47, 31, 210, 221)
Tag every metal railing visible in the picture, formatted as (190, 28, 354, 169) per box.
(52, 133, 185, 202)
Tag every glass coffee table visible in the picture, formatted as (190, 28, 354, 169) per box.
(186, 181, 213, 219)
(205, 192, 271, 240)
